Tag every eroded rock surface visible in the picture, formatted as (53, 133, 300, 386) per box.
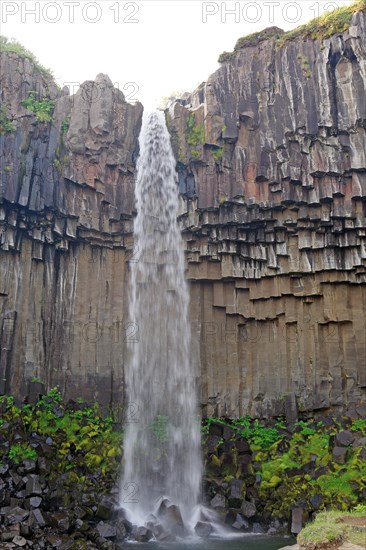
(0, 51, 143, 404)
(167, 9, 366, 417)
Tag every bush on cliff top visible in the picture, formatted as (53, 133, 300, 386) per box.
(218, 0, 366, 62)
(0, 35, 53, 77)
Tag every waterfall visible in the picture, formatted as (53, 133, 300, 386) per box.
(120, 111, 202, 534)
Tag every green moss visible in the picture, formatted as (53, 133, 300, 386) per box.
(186, 112, 205, 160)
(0, 35, 53, 77)
(0, 105, 15, 134)
(54, 158, 63, 175)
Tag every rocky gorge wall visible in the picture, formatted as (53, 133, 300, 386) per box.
(1, 7, 366, 418)
(0, 53, 143, 403)
(168, 7, 366, 419)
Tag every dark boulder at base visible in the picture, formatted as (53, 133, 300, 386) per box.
(240, 500, 256, 518)
(195, 521, 213, 537)
(291, 507, 308, 534)
(135, 526, 153, 542)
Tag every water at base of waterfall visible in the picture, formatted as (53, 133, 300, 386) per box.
(120, 110, 203, 536)
(124, 536, 293, 549)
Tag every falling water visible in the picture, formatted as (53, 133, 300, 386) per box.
(120, 111, 202, 534)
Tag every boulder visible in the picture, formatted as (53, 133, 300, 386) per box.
(333, 446, 348, 464)
(335, 431, 355, 447)
(240, 500, 256, 518)
(96, 521, 117, 539)
(291, 507, 308, 534)
(194, 521, 213, 537)
(135, 526, 153, 542)
(232, 513, 249, 530)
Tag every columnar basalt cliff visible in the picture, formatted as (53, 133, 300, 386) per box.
(0, 52, 143, 403)
(168, 8, 366, 418)
(1, 6, 366, 417)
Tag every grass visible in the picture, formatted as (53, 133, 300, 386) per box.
(218, 0, 366, 62)
(276, 0, 366, 46)
(0, 36, 53, 77)
(298, 509, 366, 547)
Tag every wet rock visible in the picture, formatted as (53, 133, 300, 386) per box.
(333, 446, 348, 464)
(291, 507, 308, 534)
(12, 536, 27, 547)
(232, 513, 249, 530)
(135, 526, 153, 542)
(1, 530, 20, 542)
(96, 521, 116, 539)
(210, 494, 227, 509)
(353, 437, 366, 448)
(22, 460, 36, 473)
(6, 507, 29, 525)
(25, 476, 42, 497)
(49, 512, 70, 533)
(253, 522, 265, 534)
(158, 502, 185, 536)
(195, 521, 213, 537)
(223, 426, 235, 440)
(96, 496, 115, 520)
(310, 494, 323, 510)
(28, 508, 47, 529)
(240, 500, 256, 518)
(29, 497, 42, 508)
(46, 533, 63, 547)
(236, 439, 251, 453)
(335, 430, 355, 447)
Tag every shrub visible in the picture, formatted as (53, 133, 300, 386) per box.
(22, 91, 55, 123)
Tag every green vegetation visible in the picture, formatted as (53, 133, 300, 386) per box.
(8, 443, 38, 464)
(1, 391, 365, 527)
(0, 388, 122, 482)
(186, 112, 205, 160)
(298, 508, 366, 547)
(22, 91, 55, 123)
(211, 145, 224, 162)
(277, 0, 366, 46)
(202, 415, 284, 450)
(218, 0, 366, 62)
(0, 36, 53, 77)
(203, 415, 366, 520)
(0, 105, 15, 134)
(61, 117, 70, 136)
(254, 422, 365, 517)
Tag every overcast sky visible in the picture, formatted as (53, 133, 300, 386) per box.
(1, 0, 351, 107)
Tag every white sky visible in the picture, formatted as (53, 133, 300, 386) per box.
(1, 0, 352, 108)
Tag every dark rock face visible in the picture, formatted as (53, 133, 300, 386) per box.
(0, 51, 143, 406)
(167, 9, 366, 418)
